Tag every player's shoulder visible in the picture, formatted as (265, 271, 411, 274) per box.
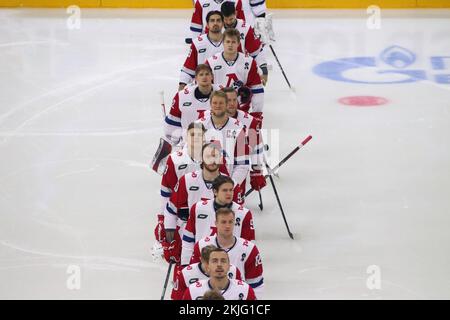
(180, 84, 196, 96)
(190, 278, 208, 289)
(232, 201, 248, 212)
(237, 236, 255, 249)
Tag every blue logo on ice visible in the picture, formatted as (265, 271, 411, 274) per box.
(380, 46, 415, 69)
(313, 46, 450, 84)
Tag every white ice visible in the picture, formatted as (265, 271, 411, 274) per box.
(0, 8, 449, 299)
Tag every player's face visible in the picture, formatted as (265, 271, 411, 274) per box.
(187, 127, 204, 150)
(223, 15, 236, 28)
(216, 212, 235, 237)
(207, 14, 224, 34)
(225, 91, 238, 116)
(211, 96, 227, 118)
(195, 69, 213, 87)
(215, 182, 234, 204)
(223, 36, 239, 55)
(202, 146, 221, 172)
(207, 251, 230, 279)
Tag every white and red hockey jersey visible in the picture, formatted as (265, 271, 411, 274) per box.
(171, 262, 242, 300)
(180, 34, 223, 86)
(195, 115, 249, 186)
(181, 199, 255, 265)
(201, 109, 263, 168)
(227, 18, 267, 69)
(182, 279, 256, 300)
(159, 145, 202, 217)
(190, 0, 245, 39)
(190, 235, 264, 295)
(164, 83, 220, 145)
(164, 170, 227, 230)
(206, 52, 264, 112)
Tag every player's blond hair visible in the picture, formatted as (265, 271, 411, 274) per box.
(210, 90, 228, 104)
(223, 28, 241, 43)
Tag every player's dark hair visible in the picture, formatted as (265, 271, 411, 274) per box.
(223, 28, 241, 43)
(221, 86, 237, 96)
(212, 175, 234, 192)
(200, 245, 217, 262)
(206, 10, 224, 23)
(221, 1, 236, 17)
(215, 207, 235, 220)
(187, 121, 206, 133)
(195, 64, 213, 77)
(208, 247, 230, 262)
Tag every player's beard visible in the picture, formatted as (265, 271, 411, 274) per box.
(213, 110, 226, 118)
(204, 162, 219, 172)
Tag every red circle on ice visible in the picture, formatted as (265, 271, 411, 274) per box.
(338, 96, 389, 107)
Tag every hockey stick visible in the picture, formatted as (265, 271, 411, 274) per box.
(244, 135, 312, 198)
(159, 91, 166, 118)
(257, 189, 263, 210)
(265, 162, 294, 239)
(268, 44, 293, 91)
(160, 259, 175, 300)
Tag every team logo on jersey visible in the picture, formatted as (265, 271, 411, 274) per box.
(241, 253, 246, 262)
(199, 48, 206, 53)
(203, 3, 210, 7)
(178, 164, 188, 170)
(226, 130, 237, 138)
(235, 217, 241, 226)
(228, 272, 234, 278)
(214, 66, 222, 70)
(197, 214, 208, 219)
(189, 186, 200, 191)
(189, 278, 199, 284)
(244, 62, 249, 70)
(239, 293, 244, 300)
(183, 102, 192, 107)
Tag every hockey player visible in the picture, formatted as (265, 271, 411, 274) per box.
(190, 207, 264, 297)
(182, 247, 256, 300)
(221, 1, 268, 85)
(181, 175, 255, 265)
(179, 12, 224, 90)
(154, 122, 206, 243)
(165, 64, 218, 147)
(196, 90, 249, 198)
(171, 244, 242, 300)
(206, 28, 264, 113)
(190, 0, 245, 40)
(163, 142, 224, 263)
(223, 87, 266, 192)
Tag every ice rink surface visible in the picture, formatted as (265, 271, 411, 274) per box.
(0, 8, 450, 299)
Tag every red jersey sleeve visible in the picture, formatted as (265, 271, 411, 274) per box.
(247, 286, 257, 300)
(161, 156, 177, 193)
(245, 26, 263, 57)
(190, 1, 204, 35)
(241, 210, 255, 241)
(236, 0, 246, 21)
(182, 43, 199, 77)
(190, 242, 201, 264)
(182, 287, 193, 300)
(246, 59, 262, 88)
(244, 244, 263, 286)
